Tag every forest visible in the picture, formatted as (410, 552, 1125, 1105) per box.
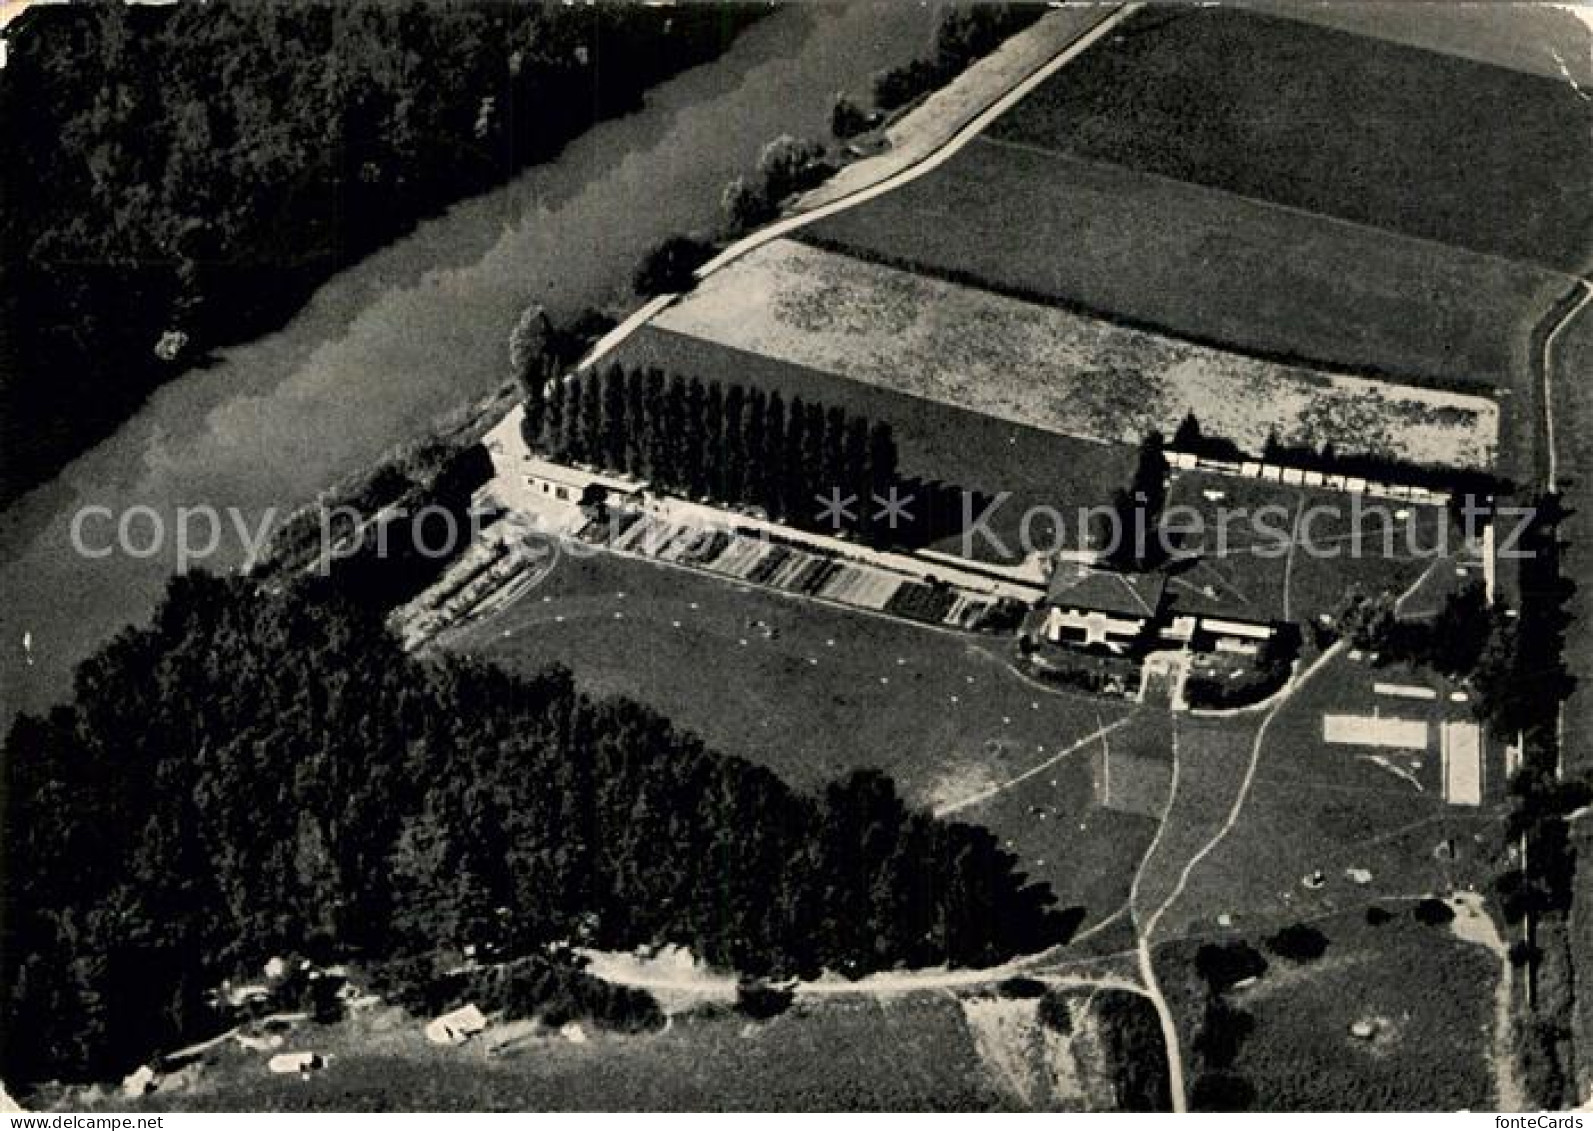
(0, 572, 1066, 1084)
(0, 0, 760, 501)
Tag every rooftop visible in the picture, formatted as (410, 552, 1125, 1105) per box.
(1044, 562, 1166, 620)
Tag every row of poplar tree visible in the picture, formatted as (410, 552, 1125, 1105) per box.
(522, 363, 901, 540)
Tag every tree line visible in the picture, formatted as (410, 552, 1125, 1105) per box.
(870, 4, 1046, 112)
(0, 1, 761, 501)
(1, 573, 1065, 1084)
(523, 363, 900, 542)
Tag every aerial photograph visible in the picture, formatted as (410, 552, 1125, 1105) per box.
(1, 0, 1591, 1116)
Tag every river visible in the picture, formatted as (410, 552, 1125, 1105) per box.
(0, 2, 936, 721)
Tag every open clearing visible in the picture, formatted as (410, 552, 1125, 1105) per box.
(70, 997, 1007, 1112)
(653, 239, 1501, 471)
(987, 7, 1592, 272)
(1153, 646, 1509, 942)
(803, 138, 1569, 393)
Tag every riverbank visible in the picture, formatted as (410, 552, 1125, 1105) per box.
(0, 2, 936, 724)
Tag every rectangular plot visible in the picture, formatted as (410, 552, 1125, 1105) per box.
(821, 566, 903, 610)
(655, 241, 1500, 473)
(1323, 713, 1429, 750)
(1441, 721, 1483, 806)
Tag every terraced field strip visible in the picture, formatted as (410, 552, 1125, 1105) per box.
(802, 137, 1568, 394)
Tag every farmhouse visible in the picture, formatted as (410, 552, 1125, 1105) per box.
(1030, 563, 1166, 653)
(1028, 560, 1281, 663)
(1190, 616, 1277, 657)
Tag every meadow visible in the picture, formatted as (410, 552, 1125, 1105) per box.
(1155, 646, 1510, 943)
(1158, 909, 1498, 1111)
(66, 996, 1008, 1112)
(1158, 470, 1458, 626)
(447, 548, 1154, 925)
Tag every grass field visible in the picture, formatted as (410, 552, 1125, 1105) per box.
(1154, 645, 1510, 943)
(987, 7, 1592, 273)
(654, 240, 1500, 471)
(1159, 470, 1455, 625)
(67, 996, 1008, 1112)
(446, 548, 1153, 924)
(1156, 910, 1498, 1110)
(802, 138, 1568, 393)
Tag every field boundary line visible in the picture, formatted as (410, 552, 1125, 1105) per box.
(974, 135, 1583, 285)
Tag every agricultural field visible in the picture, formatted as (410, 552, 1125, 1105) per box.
(1253, 1, 1592, 84)
(802, 138, 1569, 393)
(652, 240, 1501, 471)
(986, 7, 1592, 273)
(1156, 910, 1500, 1111)
(447, 548, 1155, 925)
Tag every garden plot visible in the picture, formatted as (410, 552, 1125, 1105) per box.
(654, 241, 1500, 472)
(585, 507, 1015, 630)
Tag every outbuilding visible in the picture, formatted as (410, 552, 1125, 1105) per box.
(425, 1003, 489, 1046)
(267, 1052, 324, 1075)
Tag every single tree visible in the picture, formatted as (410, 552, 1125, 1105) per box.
(632, 234, 711, 296)
(721, 175, 772, 234)
(830, 94, 869, 139)
(1172, 410, 1202, 451)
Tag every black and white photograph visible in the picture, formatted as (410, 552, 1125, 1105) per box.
(1, 0, 1590, 1115)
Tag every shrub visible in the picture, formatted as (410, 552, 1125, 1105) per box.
(831, 94, 870, 139)
(1036, 990, 1072, 1033)
(756, 135, 831, 201)
(1193, 999, 1253, 1070)
(1194, 941, 1268, 992)
(997, 975, 1047, 1000)
(1096, 992, 1171, 1111)
(1365, 905, 1393, 926)
(872, 58, 942, 111)
(1413, 898, 1456, 926)
(1191, 1072, 1256, 1112)
(633, 234, 713, 296)
(1264, 923, 1329, 963)
(735, 980, 794, 1020)
(721, 174, 773, 235)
